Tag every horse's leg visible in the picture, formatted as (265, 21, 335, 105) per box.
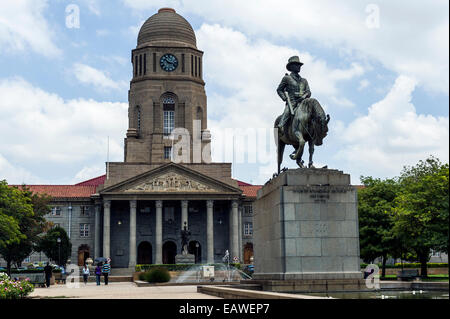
(291, 132, 306, 167)
(308, 140, 315, 168)
(277, 140, 286, 174)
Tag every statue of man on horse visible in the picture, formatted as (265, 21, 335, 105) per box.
(275, 56, 330, 173)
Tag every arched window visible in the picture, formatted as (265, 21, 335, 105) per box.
(163, 96, 175, 136)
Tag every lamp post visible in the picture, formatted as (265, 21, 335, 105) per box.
(57, 238, 61, 266)
(195, 242, 200, 264)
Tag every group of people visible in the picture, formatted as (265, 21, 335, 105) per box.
(91, 260, 111, 286)
(43, 259, 112, 287)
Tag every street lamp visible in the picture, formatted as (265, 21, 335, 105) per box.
(57, 238, 61, 266)
(195, 242, 200, 264)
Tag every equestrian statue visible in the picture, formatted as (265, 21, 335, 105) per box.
(275, 56, 330, 174)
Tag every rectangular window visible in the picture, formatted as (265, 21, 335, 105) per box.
(163, 110, 175, 135)
(139, 54, 142, 75)
(191, 55, 194, 76)
(194, 56, 198, 77)
(80, 206, 90, 217)
(181, 53, 185, 73)
(244, 222, 253, 236)
(164, 206, 175, 222)
(164, 146, 172, 160)
(80, 224, 90, 237)
(244, 205, 253, 215)
(153, 53, 157, 72)
(431, 250, 441, 257)
(51, 207, 61, 216)
(199, 57, 202, 78)
(143, 53, 147, 75)
(135, 55, 138, 76)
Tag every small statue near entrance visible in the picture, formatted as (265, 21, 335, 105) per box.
(181, 222, 191, 255)
(176, 222, 195, 264)
(275, 56, 330, 173)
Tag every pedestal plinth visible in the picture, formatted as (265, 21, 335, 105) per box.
(250, 168, 365, 292)
(175, 253, 195, 264)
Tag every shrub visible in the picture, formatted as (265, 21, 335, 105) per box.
(138, 272, 146, 281)
(0, 273, 34, 299)
(143, 268, 171, 283)
(361, 263, 448, 269)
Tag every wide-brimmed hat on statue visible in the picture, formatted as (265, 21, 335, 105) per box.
(286, 56, 304, 71)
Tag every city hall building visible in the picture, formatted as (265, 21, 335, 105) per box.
(3, 9, 261, 271)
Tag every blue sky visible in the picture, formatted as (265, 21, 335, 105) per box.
(0, 0, 448, 185)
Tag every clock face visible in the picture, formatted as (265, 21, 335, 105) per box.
(160, 54, 178, 72)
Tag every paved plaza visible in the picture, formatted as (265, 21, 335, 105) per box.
(29, 282, 220, 299)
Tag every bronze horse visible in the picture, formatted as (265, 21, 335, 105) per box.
(274, 98, 330, 173)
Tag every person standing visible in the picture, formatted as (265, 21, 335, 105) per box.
(82, 264, 90, 285)
(43, 262, 52, 288)
(102, 260, 111, 285)
(95, 263, 102, 286)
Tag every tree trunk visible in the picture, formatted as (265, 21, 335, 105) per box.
(6, 260, 11, 277)
(381, 254, 387, 278)
(419, 253, 428, 278)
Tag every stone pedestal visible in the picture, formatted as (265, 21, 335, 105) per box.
(175, 253, 195, 264)
(251, 168, 364, 292)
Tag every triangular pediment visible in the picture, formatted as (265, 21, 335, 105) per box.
(100, 163, 242, 195)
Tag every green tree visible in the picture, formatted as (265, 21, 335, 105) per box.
(391, 156, 449, 277)
(358, 176, 400, 277)
(36, 226, 72, 266)
(0, 181, 35, 275)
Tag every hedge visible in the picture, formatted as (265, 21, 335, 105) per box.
(9, 269, 62, 274)
(135, 263, 241, 272)
(361, 263, 448, 269)
(141, 268, 171, 283)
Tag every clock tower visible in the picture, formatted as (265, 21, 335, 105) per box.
(124, 8, 211, 164)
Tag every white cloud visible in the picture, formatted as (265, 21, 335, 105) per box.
(196, 24, 365, 183)
(122, 0, 449, 94)
(358, 79, 370, 91)
(334, 75, 449, 182)
(198, 24, 363, 131)
(72, 63, 128, 91)
(0, 78, 128, 184)
(72, 165, 105, 184)
(0, 153, 44, 185)
(0, 0, 61, 57)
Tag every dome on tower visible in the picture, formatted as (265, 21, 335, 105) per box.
(137, 8, 197, 49)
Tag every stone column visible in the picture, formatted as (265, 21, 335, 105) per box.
(231, 200, 239, 261)
(155, 200, 163, 264)
(181, 200, 188, 229)
(206, 200, 214, 264)
(94, 204, 101, 259)
(103, 200, 111, 258)
(238, 206, 243, 263)
(129, 200, 137, 268)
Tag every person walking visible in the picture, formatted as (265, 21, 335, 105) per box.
(43, 262, 52, 288)
(102, 260, 111, 285)
(95, 263, 102, 286)
(82, 264, 90, 285)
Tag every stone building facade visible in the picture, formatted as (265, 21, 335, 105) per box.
(2, 8, 260, 270)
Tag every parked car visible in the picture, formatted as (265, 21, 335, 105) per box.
(0, 267, 6, 272)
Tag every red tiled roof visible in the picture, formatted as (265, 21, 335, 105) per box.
(235, 179, 252, 186)
(11, 185, 97, 198)
(75, 174, 106, 186)
(239, 185, 262, 198)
